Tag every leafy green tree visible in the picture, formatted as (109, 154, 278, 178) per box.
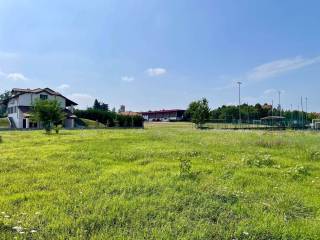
(0, 91, 11, 117)
(93, 99, 101, 110)
(186, 98, 210, 128)
(93, 99, 109, 111)
(31, 99, 65, 133)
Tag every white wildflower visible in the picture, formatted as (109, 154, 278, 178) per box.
(12, 226, 23, 232)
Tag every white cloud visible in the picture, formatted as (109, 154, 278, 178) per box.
(6, 73, 28, 81)
(146, 68, 167, 77)
(121, 76, 135, 82)
(246, 56, 320, 81)
(57, 84, 70, 90)
(67, 93, 95, 110)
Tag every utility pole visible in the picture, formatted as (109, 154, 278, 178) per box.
(237, 82, 242, 123)
(305, 97, 308, 123)
(301, 96, 304, 127)
(272, 100, 274, 127)
(278, 91, 281, 116)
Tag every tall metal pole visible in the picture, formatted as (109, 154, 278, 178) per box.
(272, 100, 274, 127)
(237, 82, 242, 123)
(278, 91, 281, 116)
(301, 96, 304, 127)
(305, 97, 308, 123)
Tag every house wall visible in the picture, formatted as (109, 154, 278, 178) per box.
(7, 99, 21, 128)
(8, 91, 71, 129)
(18, 92, 66, 108)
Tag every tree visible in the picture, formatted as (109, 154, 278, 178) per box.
(186, 98, 210, 128)
(31, 99, 65, 133)
(93, 99, 101, 110)
(0, 90, 11, 117)
(93, 99, 109, 111)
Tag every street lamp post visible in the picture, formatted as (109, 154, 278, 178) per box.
(237, 82, 242, 123)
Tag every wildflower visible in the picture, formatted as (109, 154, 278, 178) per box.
(30, 230, 37, 233)
(243, 231, 249, 236)
(12, 226, 23, 232)
(35, 212, 41, 215)
(4, 215, 10, 218)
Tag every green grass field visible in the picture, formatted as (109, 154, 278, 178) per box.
(0, 117, 9, 128)
(78, 118, 105, 128)
(0, 123, 320, 239)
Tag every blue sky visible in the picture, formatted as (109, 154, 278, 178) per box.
(0, 0, 320, 111)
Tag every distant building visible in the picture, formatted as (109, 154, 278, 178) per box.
(6, 88, 77, 129)
(141, 109, 185, 121)
(119, 111, 141, 116)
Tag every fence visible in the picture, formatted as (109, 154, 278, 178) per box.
(204, 118, 316, 130)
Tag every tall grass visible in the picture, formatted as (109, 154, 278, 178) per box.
(0, 125, 319, 239)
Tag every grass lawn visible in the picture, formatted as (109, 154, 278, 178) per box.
(78, 118, 106, 128)
(0, 123, 320, 239)
(0, 118, 9, 128)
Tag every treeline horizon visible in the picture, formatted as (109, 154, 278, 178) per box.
(208, 103, 319, 122)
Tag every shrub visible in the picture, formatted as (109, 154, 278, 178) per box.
(0, 136, 2, 143)
(307, 150, 320, 161)
(117, 115, 144, 128)
(75, 109, 116, 127)
(180, 159, 192, 177)
(245, 154, 275, 168)
(287, 165, 310, 180)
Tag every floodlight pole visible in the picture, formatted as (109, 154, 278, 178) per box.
(305, 97, 308, 123)
(237, 82, 242, 123)
(278, 91, 281, 116)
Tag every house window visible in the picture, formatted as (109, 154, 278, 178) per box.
(40, 94, 48, 100)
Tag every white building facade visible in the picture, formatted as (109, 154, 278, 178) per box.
(7, 88, 78, 129)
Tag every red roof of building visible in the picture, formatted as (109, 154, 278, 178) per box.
(140, 109, 185, 114)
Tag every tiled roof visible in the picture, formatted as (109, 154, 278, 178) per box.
(10, 88, 78, 106)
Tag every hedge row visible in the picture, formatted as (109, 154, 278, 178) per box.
(74, 109, 144, 128)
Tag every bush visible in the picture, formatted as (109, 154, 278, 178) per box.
(308, 150, 320, 161)
(117, 115, 144, 128)
(180, 159, 192, 177)
(245, 154, 275, 168)
(75, 109, 116, 127)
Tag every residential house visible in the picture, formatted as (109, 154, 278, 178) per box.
(6, 88, 78, 129)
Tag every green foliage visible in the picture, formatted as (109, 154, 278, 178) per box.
(93, 99, 109, 111)
(179, 159, 192, 177)
(31, 99, 65, 133)
(75, 109, 116, 127)
(75, 109, 143, 128)
(307, 150, 320, 161)
(288, 165, 311, 180)
(0, 124, 319, 239)
(117, 114, 144, 128)
(0, 118, 9, 128)
(0, 90, 11, 117)
(245, 154, 275, 167)
(186, 98, 210, 128)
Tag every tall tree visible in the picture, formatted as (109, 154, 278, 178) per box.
(93, 99, 101, 110)
(186, 98, 210, 128)
(0, 91, 11, 117)
(31, 99, 65, 133)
